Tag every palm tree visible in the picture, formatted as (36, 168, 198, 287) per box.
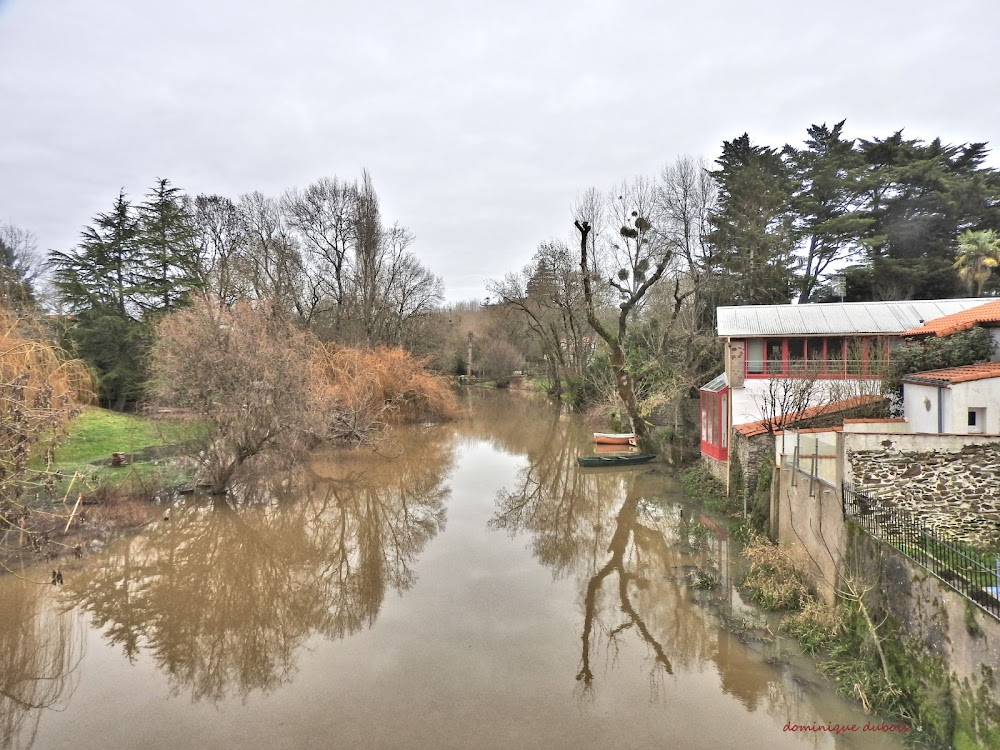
(954, 229, 1000, 296)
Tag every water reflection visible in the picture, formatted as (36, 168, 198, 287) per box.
(0, 576, 83, 750)
(491, 418, 864, 737)
(62, 427, 454, 703)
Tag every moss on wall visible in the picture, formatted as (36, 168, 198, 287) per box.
(835, 521, 1000, 749)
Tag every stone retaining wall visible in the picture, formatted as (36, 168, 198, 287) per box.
(849, 443, 1000, 546)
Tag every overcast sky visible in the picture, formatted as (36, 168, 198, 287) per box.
(2, 0, 999, 302)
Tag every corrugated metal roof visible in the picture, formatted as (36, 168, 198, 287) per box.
(717, 299, 997, 337)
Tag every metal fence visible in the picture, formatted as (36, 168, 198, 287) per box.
(842, 484, 1000, 621)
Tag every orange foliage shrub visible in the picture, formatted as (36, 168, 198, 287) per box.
(150, 299, 457, 488)
(0, 307, 92, 505)
(312, 345, 458, 443)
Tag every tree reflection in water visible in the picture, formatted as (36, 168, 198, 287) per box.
(62, 426, 454, 703)
(491, 416, 826, 724)
(0, 575, 84, 750)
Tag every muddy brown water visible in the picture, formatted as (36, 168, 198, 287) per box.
(2, 391, 908, 749)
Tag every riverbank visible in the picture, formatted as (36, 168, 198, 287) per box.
(3, 407, 200, 572)
(678, 459, 1000, 749)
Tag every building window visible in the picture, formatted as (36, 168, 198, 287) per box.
(787, 338, 806, 373)
(742, 336, 887, 378)
(969, 408, 985, 434)
(807, 338, 824, 365)
(766, 340, 783, 373)
(699, 375, 729, 461)
(747, 339, 765, 374)
(825, 337, 844, 374)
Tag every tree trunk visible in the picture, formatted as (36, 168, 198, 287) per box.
(575, 220, 649, 443)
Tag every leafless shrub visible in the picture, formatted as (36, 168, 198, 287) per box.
(740, 531, 813, 610)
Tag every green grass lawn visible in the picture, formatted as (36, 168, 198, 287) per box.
(52, 408, 189, 464)
(30, 407, 204, 499)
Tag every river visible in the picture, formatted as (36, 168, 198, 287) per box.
(1, 391, 906, 749)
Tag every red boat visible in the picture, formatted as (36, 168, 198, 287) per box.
(593, 432, 637, 446)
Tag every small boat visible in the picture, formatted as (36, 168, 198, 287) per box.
(593, 443, 639, 454)
(593, 432, 637, 445)
(577, 453, 656, 468)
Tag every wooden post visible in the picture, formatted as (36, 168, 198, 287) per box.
(64, 493, 83, 534)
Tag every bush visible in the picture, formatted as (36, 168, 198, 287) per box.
(313, 345, 459, 436)
(888, 327, 995, 394)
(681, 462, 738, 515)
(478, 339, 524, 388)
(1, 305, 93, 557)
(740, 531, 812, 610)
(781, 599, 841, 653)
(151, 301, 460, 492)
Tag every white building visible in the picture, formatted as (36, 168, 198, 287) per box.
(700, 298, 997, 478)
(903, 362, 1000, 435)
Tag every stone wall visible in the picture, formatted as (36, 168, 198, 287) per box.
(702, 453, 727, 485)
(731, 432, 775, 527)
(845, 524, 1000, 748)
(848, 442, 1000, 546)
(776, 467, 1000, 747)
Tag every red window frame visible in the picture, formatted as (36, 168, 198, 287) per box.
(742, 337, 891, 379)
(700, 387, 729, 461)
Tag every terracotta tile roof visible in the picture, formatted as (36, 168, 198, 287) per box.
(842, 418, 906, 424)
(901, 299, 1000, 337)
(902, 361, 1000, 385)
(734, 395, 884, 438)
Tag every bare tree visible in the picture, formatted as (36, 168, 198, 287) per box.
(488, 239, 589, 397)
(283, 177, 356, 333)
(575, 179, 676, 443)
(350, 170, 384, 344)
(656, 156, 717, 317)
(478, 339, 525, 387)
(336, 172, 441, 347)
(191, 194, 249, 308)
(237, 192, 305, 316)
(379, 247, 444, 346)
(149, 299, 322, 493)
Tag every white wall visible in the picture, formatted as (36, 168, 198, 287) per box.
(842, 419, 909, 434)
(903, 382, 942, 433)
(902, 378, 1000, 434)
(947, 380, 1000, 434)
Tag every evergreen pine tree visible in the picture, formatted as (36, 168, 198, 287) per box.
(705, 134, 796, 306)
(136, 178, 201, 313)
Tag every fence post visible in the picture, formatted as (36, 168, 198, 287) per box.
(808, 445, 815, 497)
